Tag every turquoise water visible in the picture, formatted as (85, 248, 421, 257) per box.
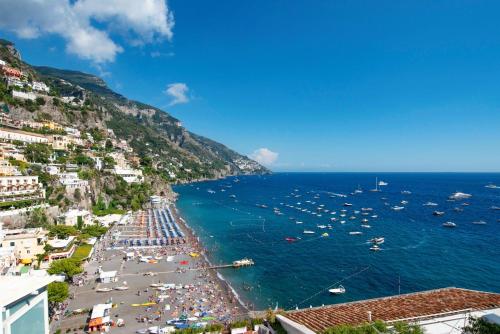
(174, 173, 500, 310)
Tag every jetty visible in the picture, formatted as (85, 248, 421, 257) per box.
(206, 258, 255, 270)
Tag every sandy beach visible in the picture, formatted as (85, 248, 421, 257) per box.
(55, 203, 249, 334)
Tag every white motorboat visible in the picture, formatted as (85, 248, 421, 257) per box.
(329, 285, 346, 294)
(433, 211, 445, 216)
(361, 207, 373, 211)
(361, 224, 371, 228)
(343, 203, 353, 207)
(370, 245, 381, 251)
(448, 192, 472, 200)
(485, 184, 500, 189)
(443, 222, 457, 228)
(392, 206, 405, 211)
(401, 190, 412, 195)
(369, 237, 385, 244)
(472, 221, 487, 225)
(303, 230, 315, 234)
(349, 231, 362, 235)
(96, 288, 113, 293)
(378, 180, 388, 186)
(114, 286, 129, 291)
(491, 206, 500, 211)
(423, 202, 438, 206)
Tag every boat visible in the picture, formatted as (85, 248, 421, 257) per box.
(369, 237, 385, 244)
(472, 221, 487, 225)
(229, 194, 237, 198)
(361, 224, 371, 228)
(285, 237, 297, 242)
(491, 206, 500, 211)
(321, 232, 329, 237)
(423, 202, 438, 206)
(328, 285, 346, 294)
(361, 207, 373, 212)
(303, 230, 315, 234)
(453, 207, 463, 212)
(349, 231, 362, 235)
(442, 222, 457, 228)
(401, 190, 412, 195)
(401, 200, 408, 205)
(353, 185, 363, 194)
(343, 203, 353, 207)
(448, 192, 472, 200)
(392, 206, 405, 211)
(207, 189, 216, 194)
(485, 184, 500, 189)
(378, 180, 388, 186)
(114, 286, 129, 291)
(233, 258, 254, 267)
(296, 221, 303, 224)
(433, 211, 445, 216)
(96, 288, 113, 293)
(370, 245, 381, 251)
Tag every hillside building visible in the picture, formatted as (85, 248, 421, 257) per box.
(0, 227, 48, 265)
(0, 127, 48, 144)
(57, 172, 88, 189)
(0, 175, 46, 205)
(11, 90, 36, 101)
(58, 208, 92, 227)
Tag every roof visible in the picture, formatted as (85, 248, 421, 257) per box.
(283, 288, 500, 332)
(99, 270, 117, 279)
(47, 236, 75, 249)
(0, 276, 55, 307)
(91, 303, 112, 319)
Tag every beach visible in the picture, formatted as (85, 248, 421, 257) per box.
(55, 203, 249, 334)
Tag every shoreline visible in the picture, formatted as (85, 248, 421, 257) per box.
(169, 199, 252, 317)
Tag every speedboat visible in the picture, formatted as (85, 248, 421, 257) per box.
(96, 288, 113, 293)
(114, 286, 129, 291)
(401, 190, 412, 195)
(401, 200, 408, 205)
(433, 211, 445, 216)
(370, 245, 381, 251)
(349, 231, 362, 235)
(343, 203, 353, 207)
(392, 206, 405, 211)
(361, 224, 371, 228)
(285, 237, 297, 242)
(442, 222, 457, 228)
(448, 192, 472, 200)
(303, 230, 315, 234)
(329, 285, 346, 294)
(378, 180, 388, 186)
(423, 202, 438, 206)
(296, 221, 303, 224)
(491, 206, 500, 211)
(472, 221, 487, 225)
(369, 237, 385, 244)
(485, 184, 500, 189)
(361, 207, 373, 212)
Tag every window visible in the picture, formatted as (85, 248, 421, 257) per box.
(10, 241, 15, 246)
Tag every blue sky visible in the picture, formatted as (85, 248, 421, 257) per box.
(1, 0, 500, 172)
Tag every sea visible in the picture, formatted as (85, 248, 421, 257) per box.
(173, 173, 500, 311)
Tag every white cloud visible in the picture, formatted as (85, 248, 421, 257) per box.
(165, 83, 189, 106)
(250, 148, 279, 166)
(0, 0, 174, 63)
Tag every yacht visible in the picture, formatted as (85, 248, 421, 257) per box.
(329, 285, 346, 294)
(392, 206, 405, 211)
(378, 180, 388, 186)
(369, 237, 385, 244)
(448, 192, 472, 200)
(442, 222, 457, 228)
(485, 184, 500, 189)
(370, 177, 381, 192)
(472, 221, 487, 225)
(433, 211, 445, 216)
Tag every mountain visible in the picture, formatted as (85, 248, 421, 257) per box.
(0, 40, 269, 182)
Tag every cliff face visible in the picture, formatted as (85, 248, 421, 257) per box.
(0, 40, 269, 182)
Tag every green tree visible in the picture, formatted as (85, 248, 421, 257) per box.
(76, 216, 84, 230)
(47, 258, 82, 279)
(49, 225, 78, 239)
(74, 188, 82, 202)
(24, 143, 52, 163)
(35, 96, 46, 106)
(26, 207, 49, 228)
(47, 282, 69, 303)
(463, 317, 500, 334)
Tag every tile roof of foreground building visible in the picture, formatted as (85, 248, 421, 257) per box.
(282, 288, 500, 333)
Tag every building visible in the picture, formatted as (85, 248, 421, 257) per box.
(0, 175, 46, 205)
(0, 275, 55, 334)
(58, 209, 92, 227)
(5, 77, 24, 89)
(11, 90, 36, 101)
(88, 303, 113, 332)
(0, 59, 5, 67)
(30, 81, 49, 93)
(278, 288, 500, 334)
(98, 270, 117, 283)
(1, 228, 47, 265)
(57, 172, 88, 189)
(1, 66, 23, 78)
(0, 223, 16, 275)
(0, 160, 20, 177)
(0, 127, 48, 144)
(46, 236, 76, 261)
(113, 166, 143, 183)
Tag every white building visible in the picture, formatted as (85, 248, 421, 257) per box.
(0, 175, 46, 204)
(113, 166, 143, 184)
(5, 77, 24, 89)
(0, 223, 16, 275)
(57, 172, 88, 189)
(0, 127, 48, 144)
(98, 270, 117, 283)
(0, 59, 5, 66)
(45, 165, 60, 175)
(0, 276, 55, 334)
(11, 91, 36, 101)
(30, 81, 49, 93)
(58, 209, 92, 227)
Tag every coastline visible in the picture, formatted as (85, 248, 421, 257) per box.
(169, 196, 252, 317)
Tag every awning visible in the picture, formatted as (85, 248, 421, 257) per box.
(20, 258, 32, 264)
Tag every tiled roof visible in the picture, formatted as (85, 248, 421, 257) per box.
(284, 288, 500, 332)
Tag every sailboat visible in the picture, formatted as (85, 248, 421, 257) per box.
(370, 177, 381, 192)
